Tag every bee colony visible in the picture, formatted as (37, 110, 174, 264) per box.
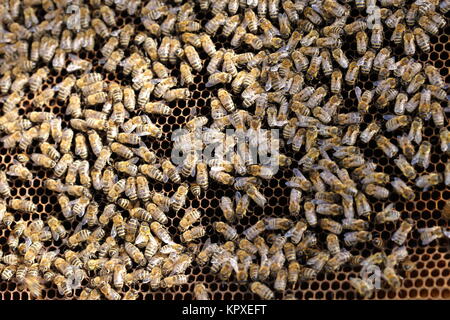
(0, 0, 448, 300)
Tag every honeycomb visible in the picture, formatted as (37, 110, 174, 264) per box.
(0, 1, 449, 300)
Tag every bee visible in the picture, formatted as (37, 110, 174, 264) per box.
(142, 203, 167, 225)
(8, 198, 36, 213)
(146, 194, 169, 217)
(418, 226, 446, 245)
(375, 135, 398, 158)
(33, 88, 55, 108)
(98, 283, 120, 300)
(124, 242, 146, 266)
(168, 183, 188, 213)
(250, 282, 274, 300)
(345, 61, 360, 86)
(358, 121, 380, 144)
(391, 23, 406, 44)
(136, 175, 150, 201)
(393, 137, 415, 163)
(7, 160, 32, 181)
(418, 16, 439, 35)
(181, 226, 206, 243)
(91, 18, 110, 38)
(401, 31, 416, 56)
(194, 284, 210, 300)
(382, 267, 402, 290)
(178, 208, 201, 232)
(381, 115, 410, 133)
(304, 55, 321, 81)
(179, 45, 203, 73)
(162, 275, 189, 288)
(359, 51, 376, 76)
(413, 28, 430, 53)
(391, 153, 417, 180)
(416, 173, 443, 190)
(205, 12, 227, 35)
(424, 65, 445, 87)
(164, 88, 191, 102)
(102, 49, 124, 74)
(370, 23, 384, 49)
(319, 218, 343, 234)
(445, 161, 450, 187)
(101, 36, 119, 58)
(242, 220, 265, 241)
(1, 264, 15, 281)
(392, 219, 414, 246)
(429, 102, 445, 128)
(343, 231, 372, 246)
(411, 141, 432, 169)
(440, 128, 450, 154)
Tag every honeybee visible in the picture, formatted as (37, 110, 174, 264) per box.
(391, 219, 413, 247)
(0, 171, 11, 197)
(33, 88, 54, 108)
(162, 274, 189, 288)
(381, 266, 402, 290)
(392, 154, 417, 181)
(445, 161, 450, 187)
(177, 208, 200, 232)
(194, 283, 210, 300)
(375, 135, 398, 158)
(389, 22, 406, 45)
(368, 22, 383, 49)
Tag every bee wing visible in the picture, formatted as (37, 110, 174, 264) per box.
(383, 114, 395, 120)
